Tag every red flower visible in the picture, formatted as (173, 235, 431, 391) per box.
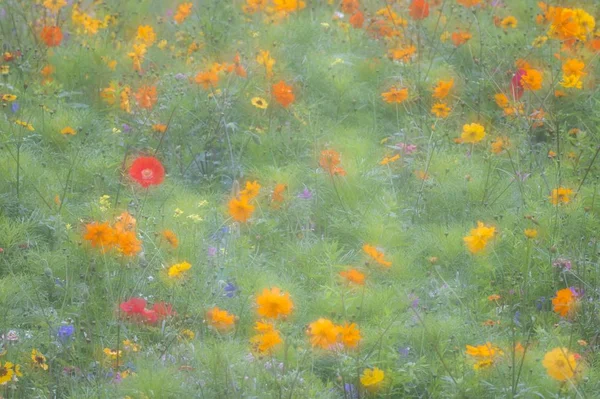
(120, 297, 147, 314)
(142, 308, 158, 324)
(40, 26, 63, 47)
(128, 156, 165, 188)
(510, 69, 526, 100)
(409, 0, 429, 20)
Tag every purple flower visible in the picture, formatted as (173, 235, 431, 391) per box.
(344, 383, 358, 399)
(223, 282, 238, 298)
(11, 102, 19, 113)
(208, 246, 217, 257)
(57, 325, 74, 340)
(297, 188, 313, 200)
(398, 346, 411, 357)
(122, 123, 131, 133)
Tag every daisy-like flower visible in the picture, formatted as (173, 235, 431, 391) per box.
(251, 97, 268, 109)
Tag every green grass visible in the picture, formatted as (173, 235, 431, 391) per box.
(1, 0, 600, 397)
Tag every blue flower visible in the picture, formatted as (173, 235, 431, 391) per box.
(57, 325, 74, 340)
(224, 282, 238, 298)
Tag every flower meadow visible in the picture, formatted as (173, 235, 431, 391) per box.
(1, 0, 600, 397)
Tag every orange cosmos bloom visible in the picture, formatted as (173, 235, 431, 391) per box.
(256, 287, 294, 319)
(387, 46, 416, 62)
(562, 58, 586, 77)
(409, 0, 429, 21)
(194, 70, 219, 90)
(339, 268, 366, 285)
(228, 196, 255, 222)
(520, 69, 543, 91)
(463, 221, 496, 254)
(341, 0, 359, 14)
(362, 244, 392, 267)
(432, 79, 454, 99)
(550, 187, 573, 205)
(152, 124, 168, 133)
(273, 0, 306, 12)
(381, 87, 408, 104)
(490, 137, 510, 154)
(40, 26, 63, 47)
(206, 307, 235, 332)
(349, 11, 364, 29)
(115, 230, 142, 256)
(114, 211, 136, 232)
(272, 80, 295, 108)
(431, 103, 451, 118)
(250, 322, 283, 353)
(451, 31, 472, 47)
(174, 2, 193, 24)
(136, 25, 156, 46)
(319, 149, 347, 176)
(307, 318, 339, 349)
(162, 229, 179, 249)
(338, 323, 361, 348)
(239, 180, 261, 200)
(457, 0, 481, 7)
(271, 183, 286, 205)
(461, 123, 486, 144)
(135, 86, 157, 110)
(552, 288, 578, 317)
(84, 222, 116, 249)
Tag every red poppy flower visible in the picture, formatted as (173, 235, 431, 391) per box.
(128, 156, 165, 188)
(120, 297, 147, 315)
(153, 302, 175, 318)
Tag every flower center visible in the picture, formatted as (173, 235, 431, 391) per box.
(141, 169, 154, 180)
(0, 366, 7, 377)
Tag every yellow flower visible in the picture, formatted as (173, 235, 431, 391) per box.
(136, 25, 156, 47)
(465, 342, 503, 370)
(1, 94, 17, 102)
(464, 221, 496, 254)
(43, 0, 67, 13)
(461, 123, 486, 144)
(500, 16, 517, 29)
(31, 349, 49, 371)
(256, 50, 276, 78)
(61, 126, 76, 135)
(524, 229, 538, 239)
(360, 367, 385, 390)
(542, 348, 577, 381)
(431, 103, 451, 118)
(0, 361, 15, 385)
(560, 74, 582, 89)
(550, 187, 573, 205)
(532, 35, 548, 47)
(179, 329, 195, 341)
(168, 261, 192, 278)
(251, 97, 268, 109)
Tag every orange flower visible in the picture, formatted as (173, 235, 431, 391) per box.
(40, 26, 63, 47)
(307, 318, 339, 349)
(273, 0, 306, 13)
(381, 87, 408, 104)
(271, 183, 286, 206)
(349, 11, 364, 29)
(152, 124, 167, 133)
(387, 46, 416, 62)
(250, 322, 283, 353)
(341, 0, 359, 14)
(339, 269, 366, 285)
(228, 196, 255, 222)
(490, 137, 510, 154)
(451, 31, 472, 47)
(552, 288, 578, 317)
(162, 229, 179, 248)
(194, 70, 219, 90)
(135, 86, 157, 110)
(520, 69, 543, 91)
(256, 50, 275, 79)
(114, 211, 136, 232)
(457, 0, 481, 7)
(206, 307, 235, 332)
(363, 244, 392, 267)
(409, 0, 429, 21)
(463, 221, 496, 254)
(338, 323, 361, 348)
(272, 80, 295, 108)
(432, 79, 454, 99)
(239, 180, 261, 200)
(550, 187, 573, 205)
(431, 103, 451, 118)
(84, 222, 116, 249)
(174, 2, 193, 24)
(256, 287, 294, 319)
(319, 149, 346, 176)
(115, 230, 142, 256)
